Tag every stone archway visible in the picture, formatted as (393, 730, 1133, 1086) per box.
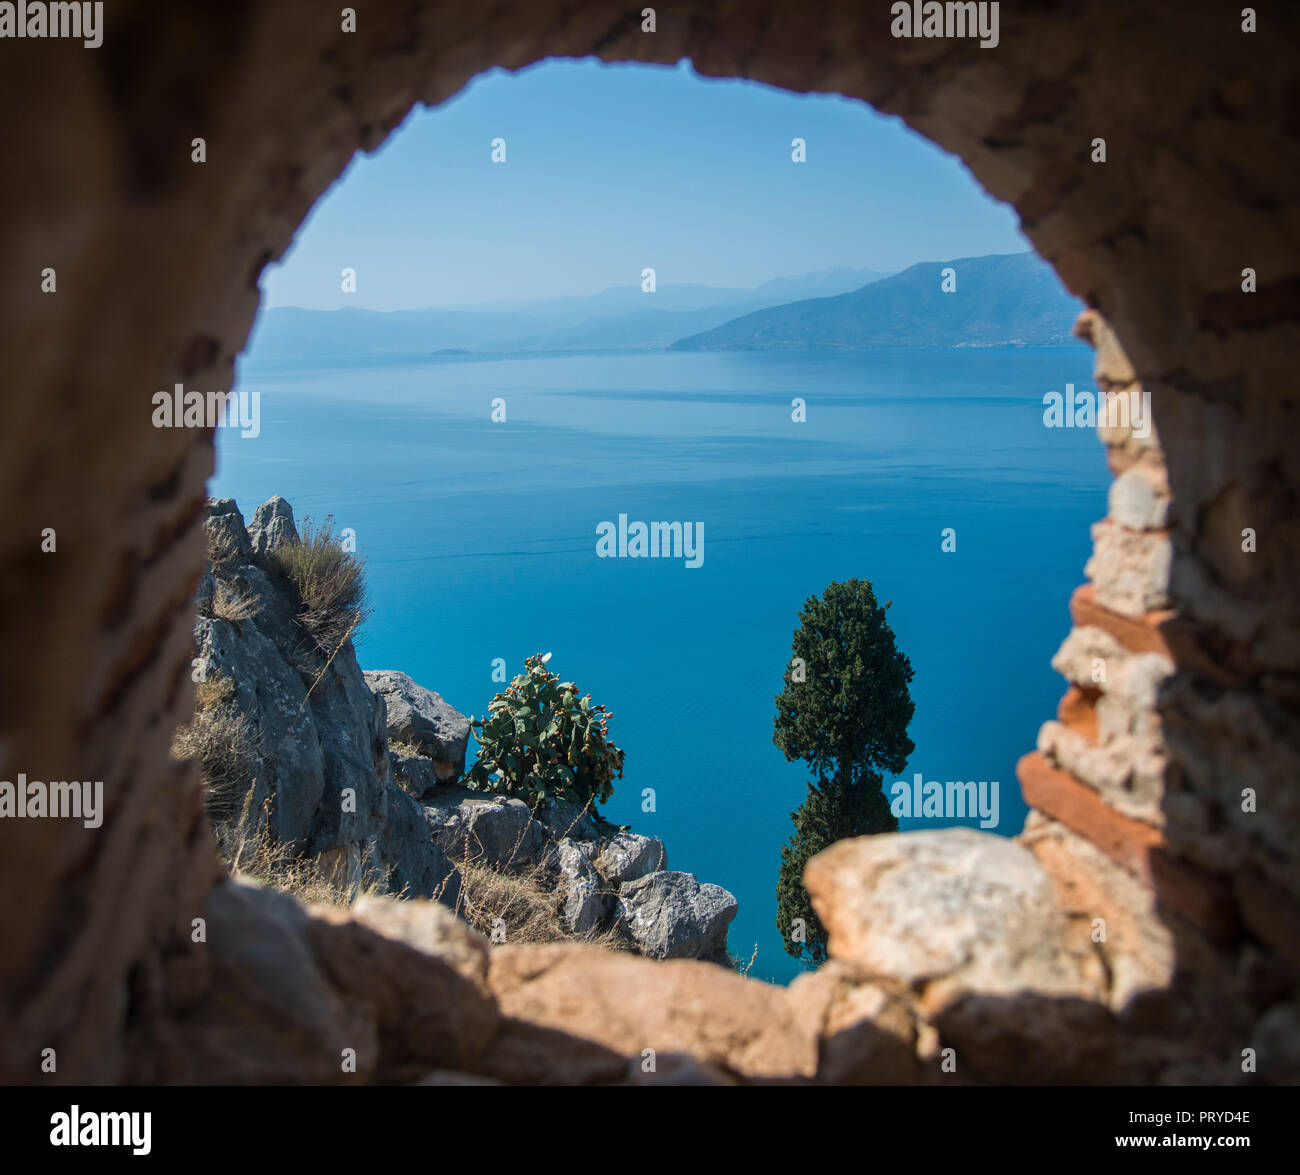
(0, 0, 1296, 1083)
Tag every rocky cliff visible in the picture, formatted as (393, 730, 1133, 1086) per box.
(188, 497, 738, 963)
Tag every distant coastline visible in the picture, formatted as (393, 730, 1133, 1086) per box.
(246, 251, 1081, 362)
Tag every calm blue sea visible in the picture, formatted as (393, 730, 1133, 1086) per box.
(214, 345, 1106, 983)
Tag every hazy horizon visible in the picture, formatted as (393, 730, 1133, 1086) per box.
(259, 57, 1031, 313)
(265, 250, 1041, 315)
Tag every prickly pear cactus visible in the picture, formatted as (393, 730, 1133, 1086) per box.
(465, 652, 625, 812)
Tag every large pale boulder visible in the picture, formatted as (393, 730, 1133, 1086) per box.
(616, 871, 737, 962)
(803, 829, 1098, 1007)
(787, 960, 919, 1085)
(338, 895, 489, 985)
(801, 829, 1168, 1083)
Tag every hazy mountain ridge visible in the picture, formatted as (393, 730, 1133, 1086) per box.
(669, 252, 1084, 351)
(246, 266, 891, 358)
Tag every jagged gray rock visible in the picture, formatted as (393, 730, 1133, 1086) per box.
(555, 838, 613, 934)
(390, 749, 443, 800)
(196, 569, 216, 616)
(204, 497, 253, 560)
(536, 796, 602, 843)
(423, 786, 547, 868)
(247, 494, 300, 555)
(596, 830, 666, 885)
(191, 497, 461, 906)
(365, 669, 471, 779)
(189, 496, 736, 963)
(617, 871, 738, 962)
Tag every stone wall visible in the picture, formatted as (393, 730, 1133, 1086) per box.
(1018, 305, 1300, 1069)
(0, 0, 1296, 1082)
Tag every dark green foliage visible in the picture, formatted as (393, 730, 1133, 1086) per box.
(774, 578, 915, 788)
(465, 653, 625, 813)
(776, 774, 897, 965)
(773, 579, 915, 964)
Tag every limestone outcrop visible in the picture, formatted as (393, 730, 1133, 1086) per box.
(189, 496, 738, 966)
(415, 782, 736, 962)
(617, 871, 738, 962)
(193, 498, 461, 905)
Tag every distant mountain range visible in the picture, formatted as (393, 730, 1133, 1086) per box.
(246, 266, 890, 359)
(246, 252, 1082, 359)
(670, 252, 1082, 350)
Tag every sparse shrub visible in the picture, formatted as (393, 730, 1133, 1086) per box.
(171, 675, 262, 822)
(448, 854, 625, 951)
(214, 807, 398, 908)
(465, 652, 624, 813)
(731, 942, 760, 978)
(388, 738, 425, 759)
(194, 674, 235, 711)
(205, 527, 245, 569)
(266, 513, 369, 651)
(212, 578, 259, 624)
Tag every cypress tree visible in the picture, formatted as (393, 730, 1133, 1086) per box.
(773, 579, 915, 963)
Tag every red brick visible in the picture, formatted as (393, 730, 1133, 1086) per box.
(1018, 752, 1161, 878)
(1069, 584, 1251, 686)
(1016, 753, 1239, 940)
(1069, 583, 1176, 658)
(1056, 684, 1099, 741)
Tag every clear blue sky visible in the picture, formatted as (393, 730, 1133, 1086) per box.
(260, 57, 1030, 311)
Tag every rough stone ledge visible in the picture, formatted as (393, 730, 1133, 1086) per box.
(481, 942, 821, 1083)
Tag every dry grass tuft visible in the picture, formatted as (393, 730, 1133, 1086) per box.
(171, 676, 262, 822)
(194, 674, 235, 711)
(731, 942, 760, 977)
(447, 853, 627, 951)
(212, 578, 260, 624)
(388, 738, 426, 759)
(266, 514, 369, 650)
(214, 805, 398, 908)
(206, 527, 245, 568)
(437, 802, 628, 951)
